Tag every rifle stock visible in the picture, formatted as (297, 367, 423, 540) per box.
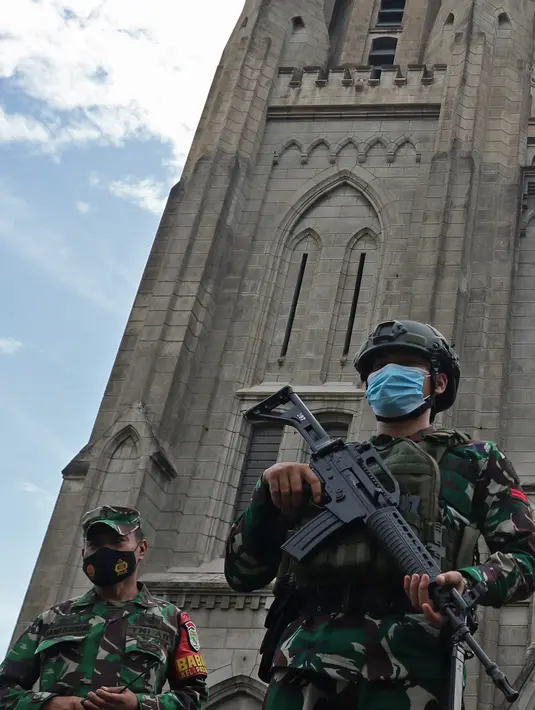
(244, 385, 519, 704)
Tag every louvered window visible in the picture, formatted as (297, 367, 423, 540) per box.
(235, 424, 284, 516)
(377, 0, 405, 26)
(323, 421, 349, 441)
(368, 36, 397, 66)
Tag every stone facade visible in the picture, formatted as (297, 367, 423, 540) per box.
(9, 0, 535, 707)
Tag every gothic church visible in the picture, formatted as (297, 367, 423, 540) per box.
(11, 0, 535, 707)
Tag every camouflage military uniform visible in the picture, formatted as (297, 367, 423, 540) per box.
(225, 430, 535, 710)
(0, 583, 208, 710)
(0, 503, 208, 710)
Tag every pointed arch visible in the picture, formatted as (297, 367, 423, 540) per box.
(206, 675, 267, 707)
(253, 168, 393, 388)
(497, 11, 511, 26)
(391, 135, 422, 163)
(323, 227, 380, 373)
(287, 226, 322, 252)
(347, 226, 381, 250)
(274, 138, 306, 165)
(267, 226, 321, 366)
(334, 136, 360, 158)
(104, 424, 141, 461)
(361, 135, 389, 163)
(306, 137, 332, 161)
(274, 169, 391, 251)
(90, 424, 142, 504)
(444, 12, 454, 25)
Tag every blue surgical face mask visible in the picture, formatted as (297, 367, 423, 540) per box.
(366, 363, 431, 420)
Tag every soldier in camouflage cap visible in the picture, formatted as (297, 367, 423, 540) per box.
(224, 319, 535, 710)
(0, 504, 208, 710)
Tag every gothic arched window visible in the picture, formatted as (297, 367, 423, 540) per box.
(267, 229, 320, 372)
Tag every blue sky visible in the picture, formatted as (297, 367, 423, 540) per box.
(0, 0, 244, 656)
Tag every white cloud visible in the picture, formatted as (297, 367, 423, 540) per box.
(91, 173, 167, 214)
(0, 182, 136, 316)
(0, 107, 50, 145)
(75, 200, 91, 214)
(0, 0, 246, 179)
(107, 177, 168, 215)
(0, 338, 23, 355)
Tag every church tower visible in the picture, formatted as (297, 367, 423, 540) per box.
(11, 0, 535, 707)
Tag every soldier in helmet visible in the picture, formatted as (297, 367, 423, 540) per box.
(224, 320, 535, 709)
(0, 505, 208, 710)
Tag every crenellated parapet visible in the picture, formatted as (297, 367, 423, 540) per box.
(270, 63, 447, 109)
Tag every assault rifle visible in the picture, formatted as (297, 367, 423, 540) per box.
(244, 385, 519, 708)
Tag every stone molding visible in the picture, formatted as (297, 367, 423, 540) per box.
(235, 383, 365, 401)
(141, 572, 273, 611)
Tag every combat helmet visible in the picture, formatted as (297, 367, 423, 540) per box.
(353, 319, 460, 414)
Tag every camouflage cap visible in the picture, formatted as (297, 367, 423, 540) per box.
(81, 505, 142, 538)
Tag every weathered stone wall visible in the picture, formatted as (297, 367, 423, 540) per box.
(10, 0, 535, 707)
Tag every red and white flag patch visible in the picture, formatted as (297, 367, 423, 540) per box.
(510, 488, 529, 504)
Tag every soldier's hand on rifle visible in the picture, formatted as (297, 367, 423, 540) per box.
(262, 462, 323, 511)
(403, 571, 467, 628)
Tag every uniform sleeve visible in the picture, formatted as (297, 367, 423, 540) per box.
(459, 442, 535, 607)
(224, 476, 287, 593)
(135, 612, 208, 710)
(0, 615, 56, 710)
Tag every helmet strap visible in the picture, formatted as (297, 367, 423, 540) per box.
(429, 355, 439, 419)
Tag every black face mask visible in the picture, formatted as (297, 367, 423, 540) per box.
(82, 546, 138, 587)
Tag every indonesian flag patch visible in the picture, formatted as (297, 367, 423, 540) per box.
(510, 488, 529, 504)
(174, 613, 207, 680)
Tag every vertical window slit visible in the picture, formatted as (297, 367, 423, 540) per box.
(343, 252, 366, 357)
(280, 253, 308, 358)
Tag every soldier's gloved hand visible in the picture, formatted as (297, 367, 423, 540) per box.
(262, 462, 323, 511)
(42, 698, 85, 710)
(403, 571, 467, 628)
(83, 687, 138, 710)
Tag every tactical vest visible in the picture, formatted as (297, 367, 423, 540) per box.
(284, 429, 482, 588)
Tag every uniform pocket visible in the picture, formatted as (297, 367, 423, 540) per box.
(35, 632, 88, 694)
(123, 635, 168, 693)
(124, 636, 167, 664)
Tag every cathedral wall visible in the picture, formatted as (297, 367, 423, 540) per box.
(164, 104, 441, 563)
(245, 114, 437, 387)
(503, 176, 535, 486)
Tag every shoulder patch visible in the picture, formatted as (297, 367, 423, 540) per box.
(511, 488, 529, 504)
(172, 612, 207, 681)
(184, 620, 200, 652)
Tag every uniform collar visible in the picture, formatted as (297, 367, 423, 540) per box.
(72, 582, 158, 609)
(371, 425, 435, 446)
